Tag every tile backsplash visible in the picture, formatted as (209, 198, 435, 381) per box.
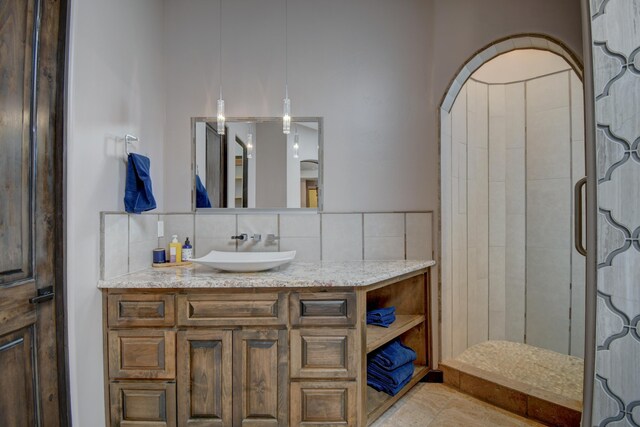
(101, 211, 434, 280)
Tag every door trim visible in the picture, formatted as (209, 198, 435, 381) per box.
(55, 0, 71, 424)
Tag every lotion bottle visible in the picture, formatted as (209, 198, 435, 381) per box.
(169, 235, 182, 263)
(182, 237, 193, 261)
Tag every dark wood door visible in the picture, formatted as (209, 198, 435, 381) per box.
(177, 330, 232, 426)
(0, 0, 67, 425)
(232, 329, 288, 427)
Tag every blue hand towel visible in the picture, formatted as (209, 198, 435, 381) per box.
(195, 174, 212, 208)
(367, 306, 396, 327)
(367, 369, 413, 396)
(369, 340, 417, 371)
(124, 153, 157, 214)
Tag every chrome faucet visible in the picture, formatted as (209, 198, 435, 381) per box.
(231, 233, 248, 242)
(266, 234, 280, 244)
(251, 234, 262, 242)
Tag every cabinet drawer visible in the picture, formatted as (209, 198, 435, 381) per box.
(108, 294, 175, 327)
(109, 330, 176, 379)
(290, 329, 358, 379)
(177, 293, 287, 326)
(290, 292, 356, 326)
(291, 381, 357, 426)
(110, 381, 176, 427)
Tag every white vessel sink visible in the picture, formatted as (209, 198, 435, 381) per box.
(192, 250, 296, 272)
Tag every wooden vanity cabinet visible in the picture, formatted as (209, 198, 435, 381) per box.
(102, 268, 431, 427)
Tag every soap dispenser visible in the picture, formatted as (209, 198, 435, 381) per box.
(169, 235, 182, 263)
(182, 237, 193, 261)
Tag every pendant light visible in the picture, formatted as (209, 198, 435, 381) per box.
(246, 123, 254, 159)
(282, 0, 291, 134)
(217, 0, 226, 135)
(293, 125, 299, 159)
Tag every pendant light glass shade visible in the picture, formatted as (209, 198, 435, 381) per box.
(217, 91, 225, 135)
(246, 124, 254, 159)
(283, 86, 291, 134)
(293, 125, 299, 158)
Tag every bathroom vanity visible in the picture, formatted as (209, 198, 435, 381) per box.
(99, 260, 434, 426)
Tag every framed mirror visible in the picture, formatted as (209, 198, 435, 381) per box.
(192, 117, 323, 211)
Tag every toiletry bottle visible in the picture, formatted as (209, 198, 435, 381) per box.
(169, 235, 182, 263)
(182, 237, 193, 261)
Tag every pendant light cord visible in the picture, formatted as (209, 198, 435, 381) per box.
(219, 0, 223, 98)
(285, 0, 288, 90)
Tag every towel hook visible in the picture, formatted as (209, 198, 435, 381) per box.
(124, 134, 139, 162)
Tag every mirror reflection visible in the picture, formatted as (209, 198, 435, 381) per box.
(193, 117, 322, 210)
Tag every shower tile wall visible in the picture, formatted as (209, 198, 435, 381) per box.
(504, 83, 526, 344)
(466, 80, 490, 348)
(450, 85, 469, 357)
(525, 72, 572, 355)
(441, 108, 454, 361)
(444, 70, 584, 359)
(488, 84, 507, 341)
(589, 0, 640, 422)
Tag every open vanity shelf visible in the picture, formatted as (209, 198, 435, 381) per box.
(364, 273, 431, 425)
(100, 261, 432, 426)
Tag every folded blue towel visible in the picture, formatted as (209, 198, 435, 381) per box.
(367, 315, 396, 327)
(367, 369, 413, 396)
(367, 306, 396, 327)
(195, 174, 212, 208)
(125, 153, 157, 214)
(367, 361, 415, 396)
(367, 306, 395, 318)
(369, 340, 417, 371)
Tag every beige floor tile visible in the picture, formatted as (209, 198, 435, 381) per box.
(371, 384, 544, 427)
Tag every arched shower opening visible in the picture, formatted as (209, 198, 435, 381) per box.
(438, 34, 587, 416)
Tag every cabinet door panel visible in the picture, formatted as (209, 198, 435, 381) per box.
(233, 329, 287, 427)
(291, 329, 358, 379)
(291, 381, 357, 426)
(110, 382, 176, 427)
(0, 328, 36, 426)
(109, 330, 176, 379)
(177, 330, 232, 426)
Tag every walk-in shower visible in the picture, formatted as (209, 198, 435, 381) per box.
(440, 47, 586, 415)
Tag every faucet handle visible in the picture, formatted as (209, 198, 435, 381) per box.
(266, 234, 280, 244)
(231, 233, 248, 242)
(251, 234, 262, 242)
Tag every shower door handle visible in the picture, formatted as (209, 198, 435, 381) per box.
(574, 177, 587, 256)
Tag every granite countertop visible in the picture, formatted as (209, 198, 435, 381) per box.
(98, 260, 435, 289)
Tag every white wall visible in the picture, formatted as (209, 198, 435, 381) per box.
(162, 0, 434, 212)
(66, 1, 166, 425)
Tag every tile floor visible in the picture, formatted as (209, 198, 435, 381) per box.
(370, 383, 544, 427)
